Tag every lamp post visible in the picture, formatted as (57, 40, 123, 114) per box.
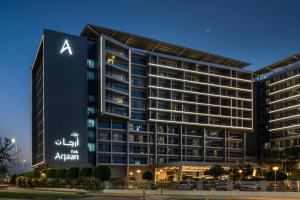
(11, 138, 18, 174)
(137, 169, 141, 188)
(238, 169, 243, 179)
(272, 166, 279, 192)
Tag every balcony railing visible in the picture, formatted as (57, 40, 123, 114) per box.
(106, 60, 128, 71)
(106, 84, 128, 94)
(106, 108, 128, 116)
(106, 72, 128, 82)
(106, 47, 128, 59)
(106, 96, 128, 105)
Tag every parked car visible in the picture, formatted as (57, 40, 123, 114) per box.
(202, 180, 213, 190)
(175, 180, 194, 190)
(240, 181, 260, 191)
(216, 181, 228, 191)
(267, 182, 282, 191)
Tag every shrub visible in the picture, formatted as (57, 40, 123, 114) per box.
(66, 167, 80, 179)
(80, 167, 92, 177)
(10, 174, 17, 185)
(39, 178, 47, 187)
(46, 178, 59, 188)
(22, 177, 29, 187)
(92, 165, 111, 181)
(26, 178, 33, 188)
(16, 176, 23, 187)
(290, 169, 300, 180)
(45, 168, 56, 179)
(55, 169, 67, 179)
(32, 178, 40, 188)
(142, 171, 154, 181)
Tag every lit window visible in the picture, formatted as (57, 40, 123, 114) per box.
(88, 143, 95, 152)
(87, 119, 95, 128)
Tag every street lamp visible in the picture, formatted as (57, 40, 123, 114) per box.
(11, 138, 18, 174)
(137, 169, 141, 188)
(272, 166, 279, 192)
(238, 169, 243, 179)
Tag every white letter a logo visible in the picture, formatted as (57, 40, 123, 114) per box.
(60, 39, 73, 55)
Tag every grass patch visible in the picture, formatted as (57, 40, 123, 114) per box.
(0, 190, 90, 199)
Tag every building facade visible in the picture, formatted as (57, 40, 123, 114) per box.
(32, 25, 253, 180)
(254, 54, 300, 163)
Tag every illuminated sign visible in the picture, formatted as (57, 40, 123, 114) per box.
(54, 132, 79, 161)
(60, 39, 73, 55)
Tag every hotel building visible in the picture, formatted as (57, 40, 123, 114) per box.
(32, 25, 253, 181)
(255, 54, 300, 162)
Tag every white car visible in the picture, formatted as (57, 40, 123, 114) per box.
(175, 180, 194, 190)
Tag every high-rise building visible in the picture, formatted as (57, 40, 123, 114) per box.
(32, 25, 253, 181)
(254, 53, 300, 163)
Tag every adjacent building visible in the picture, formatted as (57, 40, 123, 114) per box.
(254, 53, 300, 162)
(32, 25, 253, 181)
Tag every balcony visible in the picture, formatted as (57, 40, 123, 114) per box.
(106, 106, 128, 117)
(106, 47, 128, 59)
(106, 83, 128, 95)
(106, 71, 128, 83)
(106, 59, 129, 72)
(106, 95, 128, 106)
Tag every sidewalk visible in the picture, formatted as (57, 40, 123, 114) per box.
(98, 188, 300, 199)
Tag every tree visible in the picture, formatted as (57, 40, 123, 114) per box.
(229, 167, 241, 181)
(92, 165, 111, 181)
(0, 137, 14, 181)
(142, 171, 154, 181)
(290, 169, 300, 180)
(265, 171, 287, 181)
(79, 167, 92, 177)
(208, 165, 225, 180)
(243, 163, 253, 177)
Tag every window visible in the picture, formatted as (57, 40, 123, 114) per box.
(132, 79, 145, 87)
(87, 59, 95, 69)
(99, 121, 110, 128)
(99, 131, 110, 140)
(87, 71, 95, 80)
(87, 107, 95, 115)
(87, 119, 95, 128)
(112, 122, 127, 130)
(130, 157, 147, 164)
(132, 90, 146, 98)
(132, 67, 146, 76)
(130, 123, 147, 131)
(88, 143, 95, 152)
(98, 155, 110, 163)
(132, 101, 145, 109)
(132, 112, 146, 120)
(113, 156, 126, 163)
(112, 145, 126, 152)
(112, 133, 126, 141)
(98, 144, 110, 152)
(88, 95, 96, 106)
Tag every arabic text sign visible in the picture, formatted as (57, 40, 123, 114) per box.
(54, 132, 80, 161)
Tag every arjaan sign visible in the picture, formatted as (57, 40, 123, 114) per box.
(54, 132, 80, 161)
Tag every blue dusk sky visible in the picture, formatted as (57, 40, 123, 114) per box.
(1, 0, 300, 163)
